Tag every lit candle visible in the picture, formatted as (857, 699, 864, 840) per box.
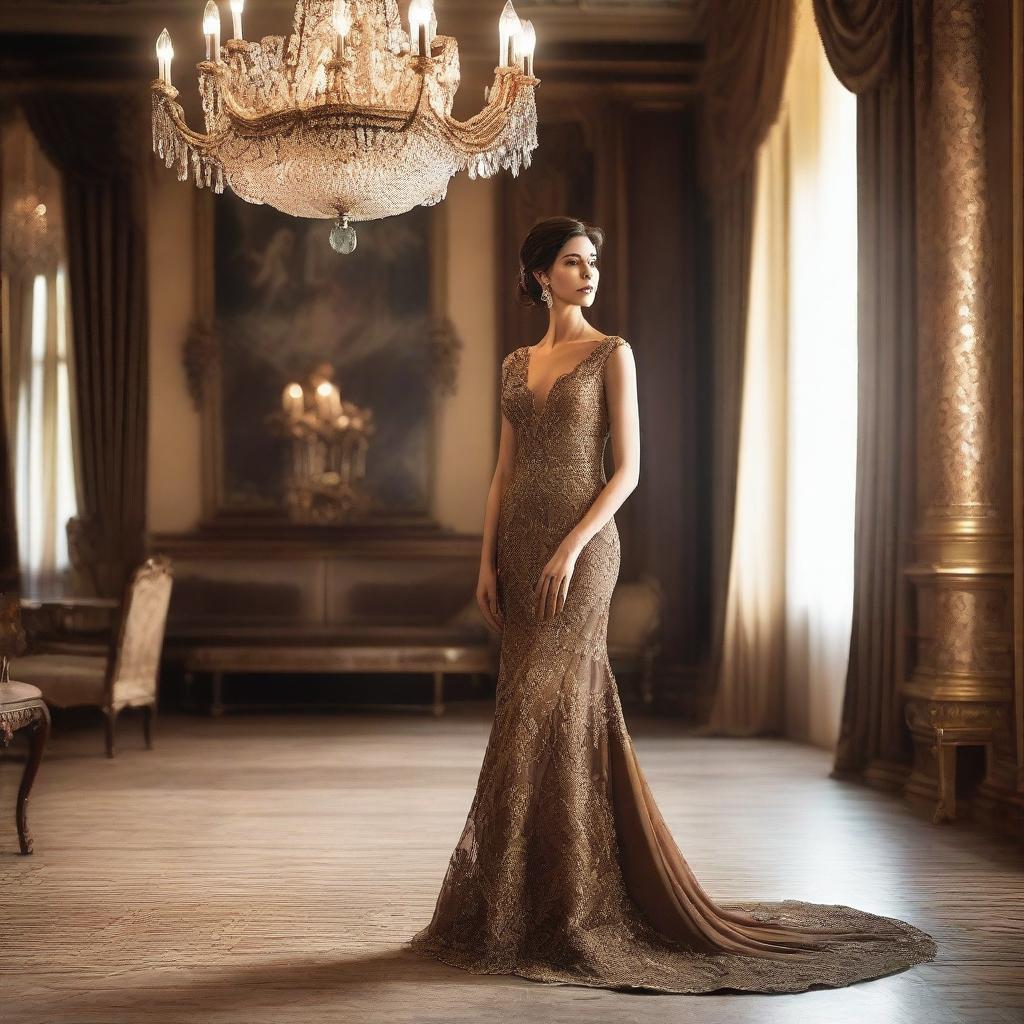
(333, 0, 352, 59)
(315, 381, 332, 419)
(409, 0, 429, 58)
(203, 1, 221, 62)
(229, 0, 243, 40)
(520, 19, 535, 76)
(156, 28, 174, 86)
(315, 381, 342, 420)
(498, 0, 520, 67)
(282, 383, 305, 421)
(428, 1, 437, 47)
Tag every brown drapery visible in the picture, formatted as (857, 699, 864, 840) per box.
(21, 92, 148, 598)
(812, 0, 900, 92)
(0, 365, 18, 592)
(0, 114, 19, 593)
(699, 0, 794, 717)
(811, 0, 917, 777)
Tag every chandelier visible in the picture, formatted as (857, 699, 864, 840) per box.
(1, 119, 62, 277)
(151, 0, 540, 252)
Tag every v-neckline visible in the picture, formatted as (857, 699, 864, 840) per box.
(521, 337, 616, 419)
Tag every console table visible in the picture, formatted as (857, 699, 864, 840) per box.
(180, 632, 497, 716)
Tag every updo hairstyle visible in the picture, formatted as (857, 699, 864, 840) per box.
(515, 216, 605, 308)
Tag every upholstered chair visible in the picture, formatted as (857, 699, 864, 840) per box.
(607, 573, 663, 704)
(13, 557, 174, 757)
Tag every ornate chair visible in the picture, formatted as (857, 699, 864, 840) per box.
(13, 557, 174, 757)
(607, 573, 663, 704)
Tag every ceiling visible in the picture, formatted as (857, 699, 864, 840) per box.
(0, 0, 706, 93)
(0, 0, 709, 46)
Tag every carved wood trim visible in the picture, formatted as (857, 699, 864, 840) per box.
(0, 700, 46, 747)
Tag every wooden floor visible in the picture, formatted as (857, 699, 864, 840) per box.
(1, 704, 1022, 1024)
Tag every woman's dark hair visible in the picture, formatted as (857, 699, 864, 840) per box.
(515, 216, 605, 308)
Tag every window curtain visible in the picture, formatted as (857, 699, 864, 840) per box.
(12, 269, 78, 596)
(0, 411, 16, 593)
(810, 0, 918, 778)
(703, 0, 859, 745)
(0, 310, 17, 592)
(699, 0, 795, 720)
(706, 121, 789, 734)
(21, 92, 148, 598)
(1, 111, 78, 596)
(0, 205, 21, 593)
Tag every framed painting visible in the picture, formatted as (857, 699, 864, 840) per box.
(188, 190, 456, 527)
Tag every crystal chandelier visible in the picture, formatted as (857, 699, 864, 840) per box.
(151, 0, 540, 252)
(1, 120, 61, 277)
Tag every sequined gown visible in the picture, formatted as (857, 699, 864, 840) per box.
(407, 336, 936, 993)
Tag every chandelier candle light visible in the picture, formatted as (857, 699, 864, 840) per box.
(151, 0, 541, 253)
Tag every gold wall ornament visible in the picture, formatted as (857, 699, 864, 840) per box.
(270, 364, 376, 523)
(150, 0, 541, 252)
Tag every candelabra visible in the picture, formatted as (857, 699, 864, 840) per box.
(151, 0, 540, 252)
(271, 366, 376, 522)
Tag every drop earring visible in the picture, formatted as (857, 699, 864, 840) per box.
(541, 285, 552, 309)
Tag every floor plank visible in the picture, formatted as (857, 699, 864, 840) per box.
(1, 705, 1022, 1024)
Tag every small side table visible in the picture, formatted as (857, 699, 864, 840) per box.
(0, 681, 50, 854)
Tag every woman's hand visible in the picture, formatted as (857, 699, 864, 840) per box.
(535, 537, 581, 620)
(476, 562, 504, 635)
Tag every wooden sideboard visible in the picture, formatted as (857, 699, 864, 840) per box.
(149, 523, 496, 714)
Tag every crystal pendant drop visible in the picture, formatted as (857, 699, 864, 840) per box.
(329, 215, 357, 254)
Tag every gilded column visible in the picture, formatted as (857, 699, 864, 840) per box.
(903, 0, 1014, 823)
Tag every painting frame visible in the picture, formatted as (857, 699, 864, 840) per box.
(187, 189, 455, 531)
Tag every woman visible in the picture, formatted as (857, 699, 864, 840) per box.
(407, 216, 936, 993)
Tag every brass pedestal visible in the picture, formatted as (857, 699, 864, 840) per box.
(903, 695, 1004, 823)
(901, 550, 1013, 826)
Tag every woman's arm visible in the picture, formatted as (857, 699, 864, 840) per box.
(567, 341, 640, 549)
(477, 405, 518, 633)
(535, 341, 640, 619)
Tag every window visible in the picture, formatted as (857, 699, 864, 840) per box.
(1, 113, 78, 596)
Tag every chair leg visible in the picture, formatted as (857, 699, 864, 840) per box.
(210, 671, 225, 717)
(142, 704, 156, 750)
(432, 671, 445, 717)
(104, 707, 119, 759)
(641, 649, 656, 705)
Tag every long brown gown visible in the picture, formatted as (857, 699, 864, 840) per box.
(407, 335, 937, 993)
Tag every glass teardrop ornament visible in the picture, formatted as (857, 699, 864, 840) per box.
(329, 217, 357, 254)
